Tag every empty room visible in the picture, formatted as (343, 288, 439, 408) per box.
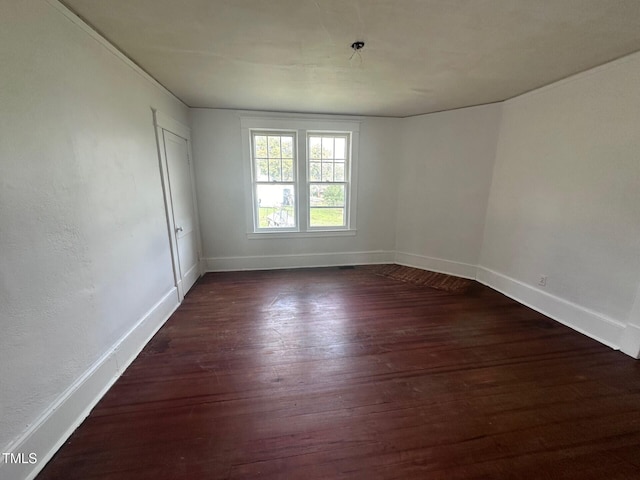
(2, 0, 640, 478)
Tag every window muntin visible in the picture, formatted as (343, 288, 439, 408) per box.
(308, 133, 350, 229)
(251, 131, 297, 230)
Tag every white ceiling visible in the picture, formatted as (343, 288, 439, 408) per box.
(62, 0, 640, 117)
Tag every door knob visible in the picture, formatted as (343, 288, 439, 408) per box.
(175, 226, 183, 233)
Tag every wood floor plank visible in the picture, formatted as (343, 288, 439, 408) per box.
(36, 267, 640, 479)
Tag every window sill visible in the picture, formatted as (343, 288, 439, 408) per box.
(247, 230, 357, 240)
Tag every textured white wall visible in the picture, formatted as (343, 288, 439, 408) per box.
(395, 104, 502, 265)
(190, 109, 399, 261)
(480, 52, 640, 332)
(0, 0, 188, 453)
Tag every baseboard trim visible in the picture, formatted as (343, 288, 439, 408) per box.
(476, 267, 624, 350)
(620, 324, 640, 359)
(394, 251, 477, 279)
(204, 250, 395, 272)
(1, 288, 180, 480)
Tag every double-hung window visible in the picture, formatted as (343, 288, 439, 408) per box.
(251, 131, 297, 230)
(308, 133, 349, 229)
(242, 116, 359, 237)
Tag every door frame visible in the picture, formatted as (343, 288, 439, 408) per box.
(152, 108, 203, 302)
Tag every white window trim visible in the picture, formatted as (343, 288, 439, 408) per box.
(241, 115, 360, 238)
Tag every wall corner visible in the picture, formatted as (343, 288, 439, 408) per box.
(619, 287, 640, 359)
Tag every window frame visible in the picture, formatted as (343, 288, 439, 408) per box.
(250, 129, 299, 233)
(241, 115, 360, 238)
(306, 131, 352, 231)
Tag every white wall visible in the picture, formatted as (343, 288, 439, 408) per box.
(0, 1, 188, 477)
(479, 52, 640, 351)
(190, 109, 400, 270)
(395, 105, 502, 278)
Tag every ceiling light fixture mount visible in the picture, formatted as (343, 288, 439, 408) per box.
(349, 41, 365, 65)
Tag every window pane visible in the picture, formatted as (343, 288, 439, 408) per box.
(282, 158, 294, 181)
(256, 158, 269, 181)
(309, 184, 345, 207)
(334, 161, 345, 181)
(255, 135, 268, 158)
(321, 162, 334, 182)
(268, 136, 281, 158)
(322, 137, 334, 159)
(281, 136, 293, 158)
(309, 137, 321, 159)
(309, 161, 321, 181)
(334, 137, 346, 159)
(310, 208, 345, 227)
(268, 159, 281, 181)
(257, 184, 295, 228)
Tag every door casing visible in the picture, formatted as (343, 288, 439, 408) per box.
(153, 109, 203, 301)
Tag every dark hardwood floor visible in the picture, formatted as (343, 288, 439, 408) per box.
(37, 267, 640, 479)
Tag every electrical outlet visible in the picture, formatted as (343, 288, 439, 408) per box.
(538, 275, 547, 287)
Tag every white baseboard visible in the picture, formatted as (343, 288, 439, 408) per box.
(620, 293, 640, 358)
(1, 288, 180, 480)
(476, 267, 625, 350)
(620, 324, 640, 359)
(204, 250, 395, 272)
(394, 251, 477, 279)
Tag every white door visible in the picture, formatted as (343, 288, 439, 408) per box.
(162, 129, 200, 298)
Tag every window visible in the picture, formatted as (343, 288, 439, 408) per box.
(242, 116, 359, 237)
(308, 134, 349, 228)
(252, 131, 297, 230)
